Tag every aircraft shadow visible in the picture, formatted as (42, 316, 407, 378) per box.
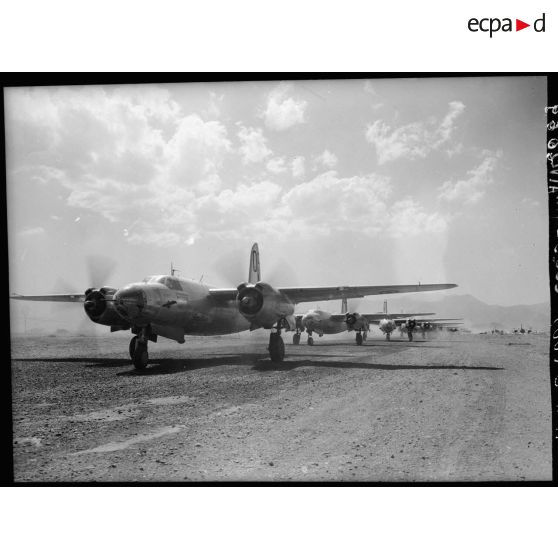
(252, 360, 505, 372)
(13, 356, 504, 376)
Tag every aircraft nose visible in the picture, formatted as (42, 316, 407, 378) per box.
(114, 286, 146, 319)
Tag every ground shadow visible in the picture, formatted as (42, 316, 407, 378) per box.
(13, 355, 505, 376)
(252, 360, 505, 372)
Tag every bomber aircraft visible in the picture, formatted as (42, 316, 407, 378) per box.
(293, 298, 432, 345)
(10, 243, 458, 369)
(399, 318, 464, 340)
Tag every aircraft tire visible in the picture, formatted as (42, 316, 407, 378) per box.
(408, 332, 413, 342)
(363, 331, 367, 341)
(129, 336, 138, 359)
(269, 333, 285, 362)
(356, 332, 363, 345)
(132, 341, 149, 369)
(293, 333, 300, 345)
(307, 337, 314, 346)
(386, 333, 391, 341)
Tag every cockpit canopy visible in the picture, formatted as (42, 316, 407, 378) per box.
(141, 275, 183, 291)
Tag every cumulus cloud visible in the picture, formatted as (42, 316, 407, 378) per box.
(291, 156, 305, 178)
(266, 157, 287, 174)
(5, 85, 235, 246)
(237, 125, 272, 164)
(281, 171, 392, 236)
(365, 101, 465, 164)
(387, 198, 447, 237)
(278, 171, 449, 239)
(5, 85, 452, 248)
(262, 84, 307, 131)
(314, 149, 338, 169)
(438, 150, 502, 205)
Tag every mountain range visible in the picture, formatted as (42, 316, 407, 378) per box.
(372, 294, 550, 332)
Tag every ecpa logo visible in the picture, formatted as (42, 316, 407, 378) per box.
(468, 13, 546, 37)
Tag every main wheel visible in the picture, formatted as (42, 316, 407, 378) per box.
(356, 332, 363, 345)
(408, 332, 413, 341)
(132, 341, 149, 369)
(269, 333, 285, 362)
(129, 335, 138, 359)
(386, 332, 391, 341)
(363, 331, 367, 341)
(293, 333, 300, 345)
(307, 336, 314, 346)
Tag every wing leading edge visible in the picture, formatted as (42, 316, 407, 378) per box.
(279, 283, 457, 305)
(10, 293, 86, 302)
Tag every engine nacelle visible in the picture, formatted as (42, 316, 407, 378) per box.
(345, 312, 369, 331)
(84, 286, 130, 327)
(236, 281, 294, 328)
(379, 318, 396, 334)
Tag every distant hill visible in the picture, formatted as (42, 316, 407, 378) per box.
(365, 294, 549, 332)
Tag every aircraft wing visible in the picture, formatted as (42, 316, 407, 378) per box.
(10, 293, 86, 302)
(279, 283, 457, 304)
(325, 311, 436, 323)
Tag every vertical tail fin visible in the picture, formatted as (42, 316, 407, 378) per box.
(341, 297, 347, 314)
(248, 243, 261, 283)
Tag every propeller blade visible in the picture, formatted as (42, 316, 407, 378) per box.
(211, 248, 246, 286)
(266, 257, 300, 287)
(87, 254, 116, 287)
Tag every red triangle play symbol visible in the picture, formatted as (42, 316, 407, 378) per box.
(516, 19, 530, 31)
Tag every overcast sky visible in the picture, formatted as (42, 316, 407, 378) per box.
(6, 77, 548, 332)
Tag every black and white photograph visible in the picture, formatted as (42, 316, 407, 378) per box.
(6, 76, 552, 483)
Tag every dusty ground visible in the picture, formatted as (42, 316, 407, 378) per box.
(10, 330, 552, 482)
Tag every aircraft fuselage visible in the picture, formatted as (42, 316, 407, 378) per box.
(113, 276, 250, 339)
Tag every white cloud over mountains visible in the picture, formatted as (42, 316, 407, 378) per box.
(365, 101, 465, 164)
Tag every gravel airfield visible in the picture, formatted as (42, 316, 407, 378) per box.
(10, 330, 551, 482)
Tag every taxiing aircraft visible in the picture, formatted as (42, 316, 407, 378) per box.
(11, 243, 457, 369)
(293, 299, 431, 345)
(399, 319, 464, 340)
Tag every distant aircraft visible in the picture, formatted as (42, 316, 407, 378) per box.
(293, 299, 431, 345)
(10, 243, 457, 369)
(399, 319, 463, 340)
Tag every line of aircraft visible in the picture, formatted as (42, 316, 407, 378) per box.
(10, 243, 459, 370)
(292, 300, 461, 345)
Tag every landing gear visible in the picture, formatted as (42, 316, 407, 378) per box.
(132, 339, 149, 369)
(386, 332, 391, 341)
(293, 333, 301, 345)
(129, 326, 156, 370)
(408, 331, 413, 341)
(356, 332, 363, 345)
(268, 331, 285, 362)
(129, 335, 138, 358)
(363, 331, 367, 341)
(307, 336, 314, 346)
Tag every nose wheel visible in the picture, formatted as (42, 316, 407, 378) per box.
(293, 333, 301, 345)
(356, 331, 363, 345)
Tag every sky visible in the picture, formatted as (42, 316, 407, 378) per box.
(6, 77, 549, 332)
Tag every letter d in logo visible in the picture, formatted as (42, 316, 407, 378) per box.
(534, 13, 546, 32)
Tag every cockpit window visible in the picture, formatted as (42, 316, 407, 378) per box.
(166, 278, 183, 291)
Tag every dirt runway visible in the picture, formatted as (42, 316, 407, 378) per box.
(10, 330, 552, 482)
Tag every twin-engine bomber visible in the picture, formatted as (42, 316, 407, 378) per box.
(10, 244, 458, 369)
